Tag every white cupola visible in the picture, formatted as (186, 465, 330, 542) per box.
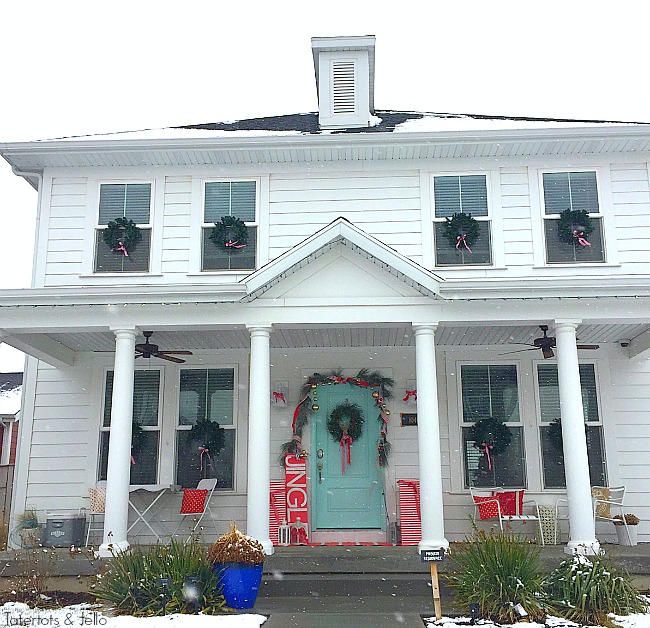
(311, 35, 376, 130)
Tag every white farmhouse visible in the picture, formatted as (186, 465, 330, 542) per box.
(1, 35, 649, 556)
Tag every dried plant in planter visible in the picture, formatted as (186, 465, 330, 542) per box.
(208, 523, 265, 565)
(614, 513, 640, 525)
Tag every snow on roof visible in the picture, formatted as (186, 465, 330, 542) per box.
(0, 372, 22, 416)
(33, 111, 646, 143)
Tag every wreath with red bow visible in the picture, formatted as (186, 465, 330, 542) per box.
(442, 212, 480, 250)
(209, 216, 249, 250)
(102, 217, 142, 255)
(557, 209, 594, 246)
(327, 402, 364, 442)
(468, 417, 511, 456)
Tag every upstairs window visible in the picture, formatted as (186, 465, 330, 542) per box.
(95, 183, 152, 272)
(202, 181, 257, 271)
(542, 172, 605, 263)
(433, 175, 492, 266)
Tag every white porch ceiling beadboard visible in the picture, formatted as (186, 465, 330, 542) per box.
(44, 322, 647, 353)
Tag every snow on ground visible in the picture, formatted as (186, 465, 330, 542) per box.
(423, 613, 650, 628)
(0, 603, 266, 628)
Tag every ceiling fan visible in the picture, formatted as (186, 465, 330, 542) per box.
(503, 325, 599, 359)
(135, 331, 193, 363)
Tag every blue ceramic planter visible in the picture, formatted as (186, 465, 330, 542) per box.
(213, 562, 263, 609)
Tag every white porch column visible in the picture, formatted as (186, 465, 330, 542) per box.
(98, 327, 136, 558)
(413, 323, 449, 551)
(554, 320, 600, 555)
(246, 324, 274, 555)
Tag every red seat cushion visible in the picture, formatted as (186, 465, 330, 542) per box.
(180, 488, 208, 514)
(473, 495, 499, 520)
(497, 490, 524, 516)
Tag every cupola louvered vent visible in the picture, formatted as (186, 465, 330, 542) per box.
(312, 35, 375, 129)
(332, 61, 356, 114)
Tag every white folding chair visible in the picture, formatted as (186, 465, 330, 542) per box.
(470, 486, 544, 544)
(592, 485, 632, 544)
(85, 487, 106, 546)
(173, 478, 217, 541)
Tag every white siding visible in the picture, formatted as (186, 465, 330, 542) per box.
(160, 176, 192, 275)
(500, 167, 534, 268)
(268, 171, 424, 263)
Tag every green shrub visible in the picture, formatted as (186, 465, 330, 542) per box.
(444, 530, 548, 623)
(94, 540, 225, 616)
(546, 553, 648, 626)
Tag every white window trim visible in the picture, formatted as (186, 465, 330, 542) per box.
(174, 364, 240, 493)
(529, 167, 618, 267)
(429, 171, 503, 268)
(83, 178, 161, 276)
(447, 358, 525, 493)
(532, 360, 606, 490)
(98, 366, 165, 485)
(190, 177, 262, 274)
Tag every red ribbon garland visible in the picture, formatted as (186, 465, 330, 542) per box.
(481, 442, 494, 470)
(456, 234, 472, 253)
(572, 230, 591, 247)
(273, 391, 286, 404)
(112, 241, 129, 257)
(340, 434, 353, 474)
(225, 240, 246, 249)
(198, 446, 213, 471)
(403, 389, 417, 402)
(292, 395, 310, 432)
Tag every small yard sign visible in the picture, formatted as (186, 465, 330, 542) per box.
(420, 548, 445, 620)
(420, 548, 445, 562)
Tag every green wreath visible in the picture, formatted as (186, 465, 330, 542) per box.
(442, 212, 480, 249)
(189, 419, 225, 458)
(557, 209, 594, 245)
(468, 417, 512, 456)
(209, 216, 249, 250)
(102, 217, 142, 254)
(327, 401, 365, 442)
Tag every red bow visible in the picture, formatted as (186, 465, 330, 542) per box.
(198, 446, 213, 471)
(273, 391, 286, 403)
(481, 442, 494, 470)
(456, 234, 472, 253)
(572, 230, 591, 247)
(340, 434, 353, 474)
(403, 389, 417, 402)
(112, 241, 129, 257)
(225, 240, 246, 248)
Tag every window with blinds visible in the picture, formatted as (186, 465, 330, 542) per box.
(95, 183, 152, 272)
(542, 171, 605, 263)
(176, 368, 236, 490)
(433, 175, 492, 266)
(99, 369, 161, 485)
(202, 181, 257, 271)
(537, 363, 606, 489)
(460, 364, 525, 488)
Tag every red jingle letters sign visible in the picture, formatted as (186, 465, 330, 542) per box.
(284, 454, 309, 544)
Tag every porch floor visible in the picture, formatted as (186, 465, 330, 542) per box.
(1, 543, 649, 626)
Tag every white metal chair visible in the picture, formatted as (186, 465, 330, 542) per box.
(85, 487, 106, 546)
(592, 485, 632, 544)
(173, 478, 217, 541)
(470, 486, 544, 544)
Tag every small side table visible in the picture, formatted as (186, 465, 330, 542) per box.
(538, 505, 558, 545)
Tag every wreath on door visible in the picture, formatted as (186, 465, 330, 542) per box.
(327, 401, 365, 442)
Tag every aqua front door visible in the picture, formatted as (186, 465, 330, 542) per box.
(311, 384, 385, 530)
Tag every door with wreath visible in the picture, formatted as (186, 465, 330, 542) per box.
(311, 385, 385, 530)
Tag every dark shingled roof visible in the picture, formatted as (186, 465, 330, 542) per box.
(0, 373, 22, 394)
(177, 110, 649, 134)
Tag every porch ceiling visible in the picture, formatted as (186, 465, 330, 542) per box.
(41, 322, 648, 353)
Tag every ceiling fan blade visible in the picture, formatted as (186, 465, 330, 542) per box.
(156, 350, 193, 356)
(153, 353, 186, 363)
(577, 344, 599, 350)
(499, 347, 538, 356)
